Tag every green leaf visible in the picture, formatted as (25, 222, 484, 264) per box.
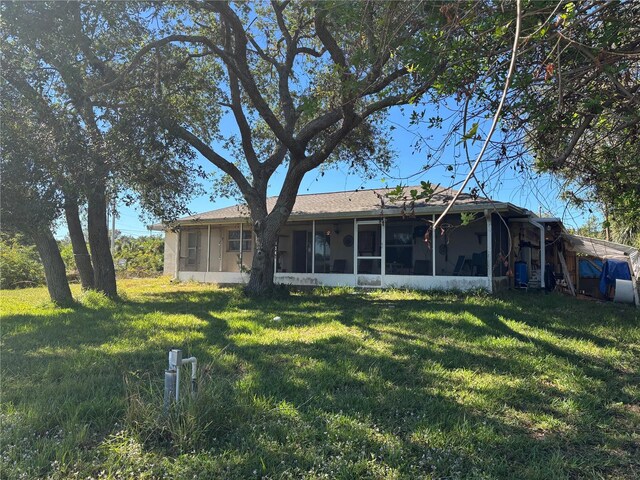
(456, 122, 479, 145)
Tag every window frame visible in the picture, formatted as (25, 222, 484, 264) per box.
(227, 229, 252, 252)
(186, 231, 198, 266)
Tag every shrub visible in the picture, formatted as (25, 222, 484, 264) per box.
(57, 239, 81, 283)
(0, 233, 45, 289)
(114, 235, 164, 278)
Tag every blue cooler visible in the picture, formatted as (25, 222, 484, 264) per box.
(514, 261, 528, 287)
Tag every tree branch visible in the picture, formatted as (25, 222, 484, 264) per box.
(164, 120, 254, 197)
(228, 71, 260, 174)
(548, 114, 595, 168)
(314, 7, 356, 124)
(296, 46, 324, 57)
(91, 34, 216, 94)
(223, 23, 260, 176)
(205, 2, 304, 156)
(262, 143, 288, 176)
(2, 60, 65, 135)
(270, 0, 297, 130)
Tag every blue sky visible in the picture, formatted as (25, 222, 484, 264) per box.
(87, 102, 595, 239)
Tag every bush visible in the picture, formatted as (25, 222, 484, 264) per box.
(0, 233, 45, 289)
(114, 235, 164, 278)
(57, 239, 81, 283)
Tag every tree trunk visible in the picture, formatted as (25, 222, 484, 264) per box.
(244, 169, 305, 296)
(87, 189, 117, 298)
(245, 215, 282, 296)
(64, 198, 95, 290)
(32, 227, 74, 306)
(245, 227, 277, 296)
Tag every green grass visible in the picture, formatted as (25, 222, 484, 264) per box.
(1, 278, 639, 479)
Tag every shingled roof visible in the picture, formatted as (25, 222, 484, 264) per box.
(154, 185, 526, 228)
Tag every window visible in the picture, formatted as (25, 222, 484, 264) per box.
(187, 231, 198, 265)
(228, 229, 252, 252)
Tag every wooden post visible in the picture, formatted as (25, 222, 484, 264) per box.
(558, 251, 576, 296)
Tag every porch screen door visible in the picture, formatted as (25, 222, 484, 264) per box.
(355, 220, 383, 287)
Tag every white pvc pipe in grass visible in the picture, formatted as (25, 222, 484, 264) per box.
(168, 349, 198, 402)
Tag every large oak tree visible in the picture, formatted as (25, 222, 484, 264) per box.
(2, 1, 203, 297)
(110, 1, 462, 295)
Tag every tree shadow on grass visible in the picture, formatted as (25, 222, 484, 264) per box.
(2, 287, 638, 478)
(171, 293, 637, 477)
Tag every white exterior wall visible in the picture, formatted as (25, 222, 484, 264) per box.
(163, 230, 179, 276)
(174, 225, 254, 274)
(178, 270, 490, 291)
(208, 227, 222, 272)
(179, 271, 249, 284)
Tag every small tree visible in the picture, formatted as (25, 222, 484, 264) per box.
(113, 235, 164, 278)
(2, 2, 119, 297)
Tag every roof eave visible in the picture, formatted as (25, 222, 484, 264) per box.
(164, 201, 519, 228)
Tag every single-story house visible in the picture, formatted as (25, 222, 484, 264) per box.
(152, 186, 639, 303)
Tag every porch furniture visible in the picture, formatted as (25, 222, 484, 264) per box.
(471, 251, 487, 276)
(452, 255, 466, 276)
(386, 262, 402, 274)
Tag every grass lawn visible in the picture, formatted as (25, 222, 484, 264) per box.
(1, 278, 639, 479)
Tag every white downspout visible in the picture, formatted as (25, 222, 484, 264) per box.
(486, 210, 493, 293)
(529, 219, 546, 289)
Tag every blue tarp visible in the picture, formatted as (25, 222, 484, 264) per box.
(579, 258, 602, 278)
(599, 259, 631, 296)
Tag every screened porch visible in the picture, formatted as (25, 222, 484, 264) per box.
(171, 211, 508, 292)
